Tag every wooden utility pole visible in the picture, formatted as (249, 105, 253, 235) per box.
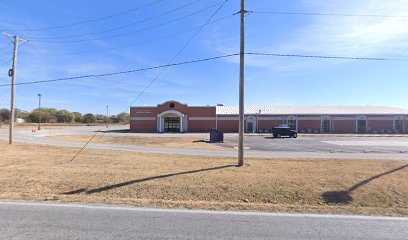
(1, 32, 28, 144)
(238, 0, 246, 166)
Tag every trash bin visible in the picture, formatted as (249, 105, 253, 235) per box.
(209, 128, 224, 143)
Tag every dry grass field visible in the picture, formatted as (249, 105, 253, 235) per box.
(49, 134, 233, 150)
(1, 140, 407, 216)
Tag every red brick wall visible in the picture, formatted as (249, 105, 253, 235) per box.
(368, 120, 393, 130)
(218, 120, 239, 133)
(188, 107, 216, 117)
(187, 107, 216, 132)
(298, 120, 320, 130)
(189, 120, 216, 132)
(258, 120, 282, 130)
(332, 120, 356, 133)
(130, 120, 156, 132)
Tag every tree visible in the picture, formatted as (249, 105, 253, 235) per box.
(117, 112, 130, 124)
(72, 112, 83, 123)
(30, 108, 57, 123)
(15, 108, 30, 120)
(0, 108, 10, 122)
(48, 108, 58, 115)
(82, 113, 96, 123)
(95, 114, 106, 123)
(56, 109, 73, 123)
(110, 114, 119, 123)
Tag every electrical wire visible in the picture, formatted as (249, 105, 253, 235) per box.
(127, 0, 230, 107)
(2, 0, 166, 32)
(40, 15, 234, 57)
(245, 52, 408, 61)
(2, 51, 407, 87)
(27, 1, 226, 43)
(251, 11, 408, 18)
(0, 53, 239, 87)
(0, 42, 12, 50)
(25, 0, 203, 40)
(0, 58, 12, 66)
(0, 50, 12, 57)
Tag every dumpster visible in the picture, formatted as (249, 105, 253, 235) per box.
(209, 128, 224, 143)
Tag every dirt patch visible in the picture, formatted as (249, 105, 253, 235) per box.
(1, 140, 407, 216)
(48, 134, 233, 150)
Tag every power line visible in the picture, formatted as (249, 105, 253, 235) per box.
(0, 42, 12, 50)
(26, 1, 226, 43)
(2, 51, 408, 87)
(251, 11, 408, 18)
(0, 50, 12, 57)
(245, 52, 408, 61)
(0, 53, 239, 87)
(39, 15, 234, 57)
(0, 58, 13, 66)
(127, 0, 230, 107)
(2, 0, 166, 32)
(25, 0, 203, 40)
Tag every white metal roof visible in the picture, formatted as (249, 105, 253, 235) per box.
(216, 106, 408, 115)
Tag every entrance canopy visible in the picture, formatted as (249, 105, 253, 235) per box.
(157, 110, 185, 133)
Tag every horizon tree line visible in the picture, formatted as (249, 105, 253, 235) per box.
(0, 108, 129, 124)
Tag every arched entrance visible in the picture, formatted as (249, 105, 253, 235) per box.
(157, 110, 186, 133)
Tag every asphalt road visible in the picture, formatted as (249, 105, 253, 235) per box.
(1, 201, 407, 240)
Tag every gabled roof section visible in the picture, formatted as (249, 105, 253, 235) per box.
(216, 106, 408, 115)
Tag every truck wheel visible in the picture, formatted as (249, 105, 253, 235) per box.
(276, 134, 281, 138)
(292, 133, 298, 138)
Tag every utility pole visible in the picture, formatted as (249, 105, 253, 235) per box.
(106, 105, 109, 128)
(238, 0, 246, 166)
(38, 94, 42, 130)
(1, 32, 28, 144)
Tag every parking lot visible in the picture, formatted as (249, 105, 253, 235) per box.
(225, 135, 408, 154)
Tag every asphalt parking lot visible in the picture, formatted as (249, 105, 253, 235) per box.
(225, 135, 408, 154)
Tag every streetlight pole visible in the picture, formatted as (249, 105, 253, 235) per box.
(238, 0, 246, 166)
(257, 109, 261, 133)
(38, 94, 42, 130)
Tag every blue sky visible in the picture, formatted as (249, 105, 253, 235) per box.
(1, 0, 408, 115)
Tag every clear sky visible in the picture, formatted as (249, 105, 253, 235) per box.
(1, 0, 408, 115)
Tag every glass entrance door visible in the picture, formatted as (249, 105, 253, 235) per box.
(357, 120, 367, 133)
(164, 117, 180, 132)
(247, 122, 254, 133)
(395, 120, 403, 133)
(322, 120, 330, 133)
